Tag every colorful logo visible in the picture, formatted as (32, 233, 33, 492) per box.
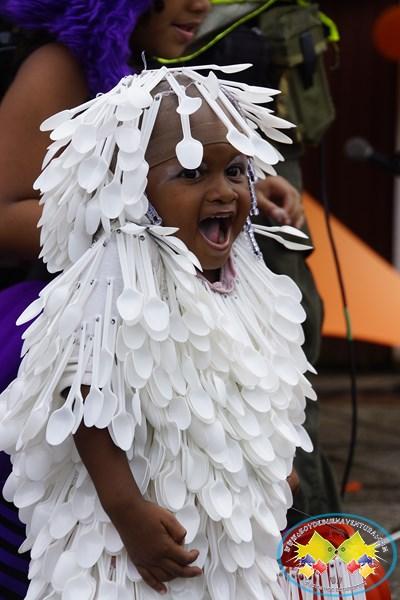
(278, 513, 397, 598)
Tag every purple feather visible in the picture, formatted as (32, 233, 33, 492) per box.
(0, 0, 152, 95)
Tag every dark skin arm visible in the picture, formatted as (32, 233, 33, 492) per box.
(74, 388, 201, 595)
(287, 468, 300, 496)
(0, 42, 88, 259)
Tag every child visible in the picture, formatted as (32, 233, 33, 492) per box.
(0, 65, 315, 599)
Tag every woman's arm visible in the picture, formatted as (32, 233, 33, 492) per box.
(0, 42, 88, 259)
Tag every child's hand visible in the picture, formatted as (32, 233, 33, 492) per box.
(111, 498, 202, 595)
(73, 424, 201, 594)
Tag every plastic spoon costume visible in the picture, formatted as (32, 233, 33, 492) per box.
(0, 64, 316, 599)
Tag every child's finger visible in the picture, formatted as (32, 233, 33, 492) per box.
(137, 566, 167, 595)
(168, 545, 199, 566)
(149, 566, 175, 583)
(162, 558, 203, 579)
(162, 513, 187, 544)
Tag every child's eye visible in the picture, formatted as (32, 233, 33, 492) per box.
(178, 168, 201, 179)
(226, 163, 246, 178)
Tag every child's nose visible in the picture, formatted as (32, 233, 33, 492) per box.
(205, 178, 239, 204)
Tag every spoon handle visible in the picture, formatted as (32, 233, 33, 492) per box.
(91, 315, 102, 387)
(125, 234, 138, 287)
(139, 95, 162, 152)
(138, 235, 157, 297)
(37, 335, 75, 410)
(193, 82, 232, 131)
(116, 231, 131, 288)
(180, 112, 192, 141)
(102, 278, 114, 348)
(64, 322, 87, 410)
(217, 90, 253, 136)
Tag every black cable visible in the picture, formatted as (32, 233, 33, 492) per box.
(319, 139, 359, 499)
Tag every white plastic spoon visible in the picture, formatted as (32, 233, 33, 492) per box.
(194, 82, 254, 156)
(111, 362, 135, 451)
(175, 111, 203, 169)
(98, 278, 116, 388)
(181, 63, 252, 74)
(137, 235, 169, 334)
(165, 71, 202, 114)
(75, 522, 104, 569)
(116, 232, 143, 323)
(83, 317, 105, 427)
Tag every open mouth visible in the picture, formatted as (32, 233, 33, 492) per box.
(198, 214, 234, 248)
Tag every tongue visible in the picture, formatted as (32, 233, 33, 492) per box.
(200, 219, 221, 244)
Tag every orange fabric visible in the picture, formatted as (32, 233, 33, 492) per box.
(303, 193, 400, 346)
(373, 6, 400, 62)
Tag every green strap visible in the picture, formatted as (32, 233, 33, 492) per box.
(318, 11, 340, 42)
(297, 0, 340, 41)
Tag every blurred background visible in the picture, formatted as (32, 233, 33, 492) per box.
(302, 3, 400, 596)
(303, 0, 399, 370)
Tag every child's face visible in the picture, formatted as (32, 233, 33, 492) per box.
(133, 0, 210, 59)
(146, 144, 250, 282)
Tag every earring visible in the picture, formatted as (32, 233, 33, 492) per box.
(146, 202, 163, 225)
(244, 217, 262, 258)
(247, 160, 259, 217)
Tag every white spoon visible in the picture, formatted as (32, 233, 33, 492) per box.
(218, 89, 280, 164)
(51, 550, 82, 592)
(62, 572, 96, 600)
(175, 111, 203, 169)
(165, 72, 202, 116)
(98, 278, 116, 388)
(137, 235, 170, 335)
(49, 501, 77, 540)
(16, 296, 44, 325)
(111, 362, 135, 451)
(182, 63, 252, 74)
(194, 81, 254, 156)
(76, 523, 104, 569)
(40, 96, 106, 132)
(116, 232, 143, 323)
(115, 120, 141, 153)
(78, 154, 109, 193)
(99, 169, 124, 220)
(83, 317, 105, 427)
(208, 474, 233, 519)
(95, 380, 118, 429)
(71, 123, 97, 154)
(175, 499, 200, 544)
(47, 324, 91, 444)
(121, 321, 146, 350)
